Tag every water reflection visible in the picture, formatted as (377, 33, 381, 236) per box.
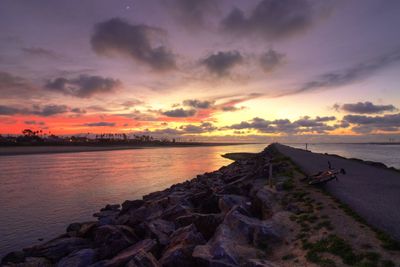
(0, 144, 267, 255)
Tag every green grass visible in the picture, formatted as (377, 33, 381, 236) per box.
(381, 260, 395, 267)
(281, 178, 294, 190)
(282, 253, 296, 260)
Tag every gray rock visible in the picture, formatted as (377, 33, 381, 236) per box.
(244, 259, 279, 267)
(145, 219, 175, 246)
(89, 239, 157, 267)
(125, 250, 159, 267)
(94, 225, 137, 259)
(101, 204, 120, 211)
(176, 213, 223, 240)
(24, 237, 91, 262)
(159, 224, 205, 267)
(218, 195, 250, 214)
(1, 251, 25, 265)
(121, 200, 145, 214)
(3, 257, 52, 267)
(57, 248, 96, 267)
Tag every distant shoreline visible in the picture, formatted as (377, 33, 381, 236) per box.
(0, 142, 257, 156)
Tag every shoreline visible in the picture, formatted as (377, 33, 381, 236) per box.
(0, 143, 257, 157)
(2, 143, 400, 266)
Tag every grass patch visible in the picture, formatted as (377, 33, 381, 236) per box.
(281, 178, 294, 190)
(381, 260, 395, 267)
(282, 253, 296, 260)
(376, 231, 400, 251)
(306, 235, 361, 265)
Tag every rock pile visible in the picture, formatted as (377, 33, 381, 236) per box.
(2, 145, 293, 267)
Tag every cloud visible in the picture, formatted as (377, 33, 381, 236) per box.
(91, 18, 176, 71)
(83, 122, 116, 127)
(21, 47, 59, 59)
(164, 0, 219, 29)
(45, 75, 121, 98)
(227, 116, 338, 134)
(34, 105, 69, 116)
(183, 99, 214, 109)
(221, 0, 328, 39)
(259, 49, 285, 72)
(0, 104, 81, 117)
(343, 113, 400, 133)
(336, 101, 397, 114)
(24, 120, 45, 125)
(220, 106, 244, 112)
(0, 105, 20, 115)
(285, 49, 400, 96)
(121, 99, 144, 108)
(162, 108, 196, 117)
(201, 51, 243, 76)
(0, 72, 36, 97)
(180, 122, 217, 133)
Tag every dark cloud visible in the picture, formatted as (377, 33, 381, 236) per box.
(70, 108, 86, 114)
(220, 106, 244, 112)
(259, 49, 285, 72)
(121, 99, 144, 108)
(21, 47, 59, 59)
(227, 116, 338, 134)
(336, 101, 397, 114)
(34, 105, 69, 116)
(183, 99, 214, 109)
(286, 49, 400, 96)
(45, 75, 121, 98)
(24, 120, 45, 125)
(162, 108, 196, 118)
(164, 0, 219, 29)
(343, 113, 400, 133)
(83, 122, 116, 127)
(0, 72, 36, 97)
(180, 122, 217, 133)
(0, 104, 80, 117)
(0, 105, 20, 115)
(201, 51, 243, 76)
(91, 18, 176, 71)
(221, 0, 326, 39)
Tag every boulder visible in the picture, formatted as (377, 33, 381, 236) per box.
(251, 188, 276, 219)
(1, 251, 25, 265)
(160, 204, 191, 221)
(121, 200, 145, 214)
(125, 250, 159, 267)
(57, 248, 96, 267)
(3, 257, 52, 267)
(144, 219, 175, 246)
(101, 204, 120, 212)
(66, 221, 97, 238)
(89, 239, 157, 267)
(159, 224, 205, 267)
(23, 237, 91, 262)
(176, 213, 223, 240)
(218, 195, 250, 214)
(244, 259, 279, 267)
(93, 225, 137, 259)
(223, 207, 282, 249)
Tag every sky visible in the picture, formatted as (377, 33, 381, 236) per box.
(0, 0, 399, 142)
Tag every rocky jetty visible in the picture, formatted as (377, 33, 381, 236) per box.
(2, 145, 297, 267)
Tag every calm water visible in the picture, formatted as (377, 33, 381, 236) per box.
(1, 143, 399, 256)
(0, 144, 266, 256)
(288, 143, 400, 169)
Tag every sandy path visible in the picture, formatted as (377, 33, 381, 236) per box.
(275, 143, 400, 241)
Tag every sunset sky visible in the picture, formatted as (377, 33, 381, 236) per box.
(1, 0, 399, 142)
